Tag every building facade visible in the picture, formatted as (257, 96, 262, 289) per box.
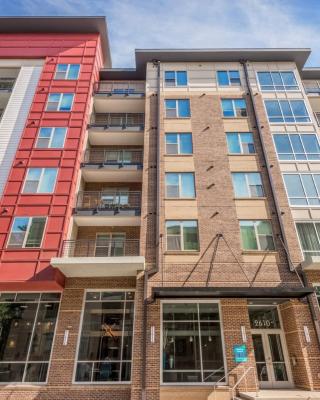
(0, 16, 319, 400)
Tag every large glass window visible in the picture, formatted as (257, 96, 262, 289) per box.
(165, 133, 193, 155)
(7, 217, 46, 248)
(165, 99, 190, 118)
(75, 291, 135, 383)
(221, 99, 247, 117)
(257, 71, 299, 91)
(0, 292, 60, 383)
(23, 168, 58, 193)
(217, 70, 240, 86)
(232, 172, 264, 198)
(165, 172, 195, 198)
(36, 127, 67, 148)
(166, 220, 199, 251)
(240, 220, 275, 251)
(226, 132, 255, 154)
(162, 302, 225, 383)
(283, 173, 320, 206)
(165, 71, 188, 87)
(54, 64, 80, 80)
(273, 133, 320, 161)
(265, 100, 310, 123)
(296, 222, 320, 259)
(46, 93, 74, 112)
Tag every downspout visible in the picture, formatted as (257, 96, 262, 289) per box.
(141, 59, 161, 400)
(241, 60, 320, 349)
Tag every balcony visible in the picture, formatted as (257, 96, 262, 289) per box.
(88, 113, 144, 146)
(51, 238, 144, 277)
(81, 149, 143, 182)
(93, 81, 145, 113)
(73, 190, 141, 226)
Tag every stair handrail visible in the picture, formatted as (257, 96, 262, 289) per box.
(231, 366, 258, 400)
(212, 366, 238, 400)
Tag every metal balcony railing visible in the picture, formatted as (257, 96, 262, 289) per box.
(94, 81, 145, 95)
(83, 149, 143, 165)
(76, 191, 141, 210)
(0, 78, 15, 92)
(60, 239, 140, 257)
(90, 113, 144, 129)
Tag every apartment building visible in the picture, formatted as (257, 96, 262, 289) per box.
(0, 16, 319, 400)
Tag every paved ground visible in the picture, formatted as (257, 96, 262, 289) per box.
(240, 390, 320, 400)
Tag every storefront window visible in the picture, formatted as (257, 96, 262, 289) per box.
(249, 305, 281, 329)
(162, 302, 225, 383)
(0, 292, 60, 383)
(75, 291, 135, 382)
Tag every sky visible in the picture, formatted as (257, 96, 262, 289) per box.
(0, 0, 320, 68)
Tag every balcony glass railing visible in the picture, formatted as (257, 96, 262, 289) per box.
(0, 78, 15, 92)
(76, 191, 141, 210)
(83, 149, 143, 165)
(94, 81, 145, 95)
(60, 239, 140, 257)
(90, 113, 144, 129)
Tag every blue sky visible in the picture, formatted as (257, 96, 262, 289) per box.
(0, 0, 319, 68)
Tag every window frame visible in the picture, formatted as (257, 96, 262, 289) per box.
(160, 299, 227, 386)
(239, 220, 276, 251)
(217, 70, 241, 87)
(282, 172, 320, 207)
(166, 220, 199, 252)
(231, 172, 264, 198)
(221, 99, 247, 118)
(73, 289, 136, 385)
(45, 93, 75, 112)
(314, 284, 320, 309)
(226, 132, 255, 155)
(22, 168, 58, 194)
(0, 292, 61, 384)
(164, 71, 188, 87)
(295, 221, 320, 260)
(95, 232, 126, 257)
(164, 99, 191, 118)
(272, 133, 320, 162)
(264, 99, 311, 124)
(165, 133, 193, 155)
(7, 217, 47, 249)
(256, 71, 299, 92)
(165, 172, 196, 199)
(54, 64, 80, 80)
(36, 127, 67, 149)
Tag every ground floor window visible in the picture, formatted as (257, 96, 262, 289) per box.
(75, 291, 135, 382)
(0, 292, 60, 383)
(162, 301, 225, 383)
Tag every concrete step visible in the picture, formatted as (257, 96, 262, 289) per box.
(239, 390, 320, 400)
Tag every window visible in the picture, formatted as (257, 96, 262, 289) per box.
(232, 172, 264, 198)
(296, 222, 320, 259)
(217, 70, 240, 86)
(165, 71, 187, 87)
(166, 173, 195, 198)
(7, 217, 46, 248)
(23, 168, 58, 194)
(257, 71, 298, 91)
(0, 292, 60, 383)
(226, 132, 255, 154)
(75, 291, 134, 383)
(240, 220, 275, 251)
(36, 127, 67, 148)
(162, 302, 225, 383)
(95, 233, 126, 257)
(273, 133, 320, 161)
(315, 286, 320, 307)
(283, 173, 320, 206)
(221, 99, 247, 117)
(165, 133, 193, 155)
(165, 99, 190, 118)
(166, 220, 199, 251)
(264, 100, 310, 123)
(46, 93, 74, 111)
(54, 64, 80, 80)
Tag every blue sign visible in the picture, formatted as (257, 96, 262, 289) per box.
(233, 344, 248, 363)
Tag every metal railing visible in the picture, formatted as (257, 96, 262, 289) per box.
(60, 239, 140, 257)
(94, 81, 145, 95)
(76, 191, 141, 210)
(83, 149, 143, 165)
(90, 113, 145, 128)
(0, 78, 15, 91)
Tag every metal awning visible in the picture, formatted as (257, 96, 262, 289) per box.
(152, 286, 314, 300)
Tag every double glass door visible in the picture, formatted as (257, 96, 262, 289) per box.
(252, 331, 292, 389)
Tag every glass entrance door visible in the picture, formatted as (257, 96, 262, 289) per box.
(252, 332, 292, 389)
